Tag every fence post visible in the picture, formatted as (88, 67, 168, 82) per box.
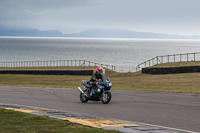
(156, 56, 158, 64)
(81, 60, 85, 66)
(168, 55, 169, 63)
(152, 58, 154, 66)
(174, 55, 176, 62)
(149, 60, 150, 67)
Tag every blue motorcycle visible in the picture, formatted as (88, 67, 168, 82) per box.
(77, 76, 112, 104)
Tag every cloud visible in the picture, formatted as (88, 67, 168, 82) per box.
(0, 0, 98, 19)
(0, 0, 98, 29)
(0, 0, 97, 10)
(1, 0, 200, 35)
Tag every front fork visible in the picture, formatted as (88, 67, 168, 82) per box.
(100, 89, 111, 97)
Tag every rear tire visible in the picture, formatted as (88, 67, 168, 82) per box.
(100, 92, 111, 104)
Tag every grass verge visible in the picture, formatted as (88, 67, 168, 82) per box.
(150, 61, 200, 68)
(0, 64, 200, 94)
(0, 108, 120, 133)
(0, 72, 200, 94)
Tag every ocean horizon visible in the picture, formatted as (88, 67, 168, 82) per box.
(1, 37, 200, 72)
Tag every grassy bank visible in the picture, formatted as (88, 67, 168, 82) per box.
(151, 61, 200, 68)
(0, 63, 200, 94)
(0, 72, 200, 94)
(0, 109, 120, 133)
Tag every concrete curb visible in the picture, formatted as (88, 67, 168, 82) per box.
(0, 103, 196, 133)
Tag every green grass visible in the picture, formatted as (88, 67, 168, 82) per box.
(151, 61, 200, 68)
(0, 72, 200, 94)
(0, 108, 120, 133)
(0, 64, 200, 94)
(111, 72, 200, 94)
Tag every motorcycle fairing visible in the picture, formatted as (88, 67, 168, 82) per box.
(82, 80, 90, 88)
(88, 86, 100, 101)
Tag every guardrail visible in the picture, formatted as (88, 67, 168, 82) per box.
(0, 60, 116, 71)
(136, 52, 200, 72)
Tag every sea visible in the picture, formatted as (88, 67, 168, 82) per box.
(1, 37, 200, 72)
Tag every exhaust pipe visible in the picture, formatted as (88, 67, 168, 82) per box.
(77, 87, 84, 93)
(77, 87, 88, 97)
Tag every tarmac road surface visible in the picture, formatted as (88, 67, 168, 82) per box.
(0, 86, 199, 132)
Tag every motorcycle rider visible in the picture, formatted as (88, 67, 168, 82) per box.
(87, 66, 103, 97)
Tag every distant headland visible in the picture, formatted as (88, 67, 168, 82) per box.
(0, 27, 199, 39)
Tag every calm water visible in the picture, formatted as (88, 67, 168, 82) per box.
(1, 37, 200, 71)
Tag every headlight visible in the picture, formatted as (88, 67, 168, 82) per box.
(109, 83, 112, 87)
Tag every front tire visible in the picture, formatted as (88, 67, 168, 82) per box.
(100, 92, 111, 104)
(80, 91, 88, 103)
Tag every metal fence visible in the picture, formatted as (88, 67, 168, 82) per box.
(115, 66, 136, 73)
(136, 52, 200, 72)
(0, 60, 116, 71)
(2, 52, 200, 73)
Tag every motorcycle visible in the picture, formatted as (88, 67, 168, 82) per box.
(77, 76, 112, 104)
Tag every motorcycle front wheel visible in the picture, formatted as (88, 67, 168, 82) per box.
(80, 92, 88, 103)
(100, 92, 111, 104)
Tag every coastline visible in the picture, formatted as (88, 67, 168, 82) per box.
(1, 36, 200, 41)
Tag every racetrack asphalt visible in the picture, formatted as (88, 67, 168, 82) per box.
(0, 86, 199, 132)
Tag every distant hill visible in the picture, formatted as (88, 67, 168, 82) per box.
(0, 28, 64, 37)
(0, 27, 200, 39)
(64, 28, 199, 39)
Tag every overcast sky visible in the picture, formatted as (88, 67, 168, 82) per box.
(0, 0, 200, 35)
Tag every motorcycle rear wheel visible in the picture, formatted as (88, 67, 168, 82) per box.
(80, 92, 88, 103)
(100, 92, 111, 104)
